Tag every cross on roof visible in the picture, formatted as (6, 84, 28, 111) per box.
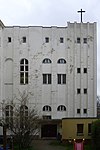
(77, 9, 85, 22)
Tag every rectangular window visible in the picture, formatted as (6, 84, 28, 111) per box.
(84, 68, 87, 73)
(77, 124, 84, 135)
(60, 37, 64, 43)
(84, 88, 87, 94)
(77, 109, 81, 114)
(88, 124, 92, 135)
(43, 115, 51, 119)
(57, 74, 66, 84)
(43, 74, 51, 84)
(83, 108, 87, 114)
(77, 37, 81, 43)
(22, 37, 26, 43)
(8, 37, 11, 42)
(83, 38, 87, 44)
(77, 88, 81, 94)
(77, 68, 81, 73)
(45, 37, 49, 43)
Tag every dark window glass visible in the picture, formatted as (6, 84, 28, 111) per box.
(8, 37, 11, 42)
(77, 88, 81, 94)
(57, 105, 66, 111)
(43, 74, 51, 84)
(77, 37, 81, 43)
(58, 74, 66, 84)
(88, 124, 92, 135)
(23, 37, 26, 43)
(83, 38, 87, 44)
(77, 124, 84, 135)
(84, 88, 87, 94)
(42, 58, 52, 63)
(84, 68, 87, 73)
(45, 37, 49, 43)
(77, 68, 81, 73)
(83, 109, 87, 114)
(57, 59, 66, 64)
(20, 59, 28, 84)
(77, 109, 80, 114)
(60, 37, 64, 43)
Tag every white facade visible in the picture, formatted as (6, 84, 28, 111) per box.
(0, 20, 97, 123)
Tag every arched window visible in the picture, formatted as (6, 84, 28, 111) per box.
(5, 105, 13, 124)
(20, 59, 28, 84)
(43, 105, 52, 111)
(20, 105, 28, 117)
(57, 105, 66, 111)
(42, 58, 52, 64)
(57, 59, 66, 64)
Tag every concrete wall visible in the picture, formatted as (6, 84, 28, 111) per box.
(0, 21, 97, 120)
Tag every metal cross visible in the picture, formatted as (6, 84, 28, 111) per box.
(77, 9, 85, 22)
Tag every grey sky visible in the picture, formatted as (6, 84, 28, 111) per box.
(0, 0, 100, 94)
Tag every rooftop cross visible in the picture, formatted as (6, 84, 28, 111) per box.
(77, 9, 85, 22)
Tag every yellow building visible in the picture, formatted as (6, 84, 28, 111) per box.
(62, 118, 98, 141)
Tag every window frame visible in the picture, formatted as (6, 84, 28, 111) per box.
(45, 37, 49, 43)
(77, 124, 84, 136)
(77, 37, 81, 43)
(43, 74, 51, 84)
(57, 105, 66, 111)
(20, 59, 28, 85)
(57, 74, 66, 84)
(60, 37, 64, 43)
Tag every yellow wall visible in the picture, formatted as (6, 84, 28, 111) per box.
(62, 118, 97, 140)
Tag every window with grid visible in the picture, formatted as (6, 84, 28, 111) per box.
(5, 105, 13, 125)
(57, 74, 66, 84)
(57, 59, 66, 64)
(43, 105, 51, 111)
(20, 59, 28, 84)
(43, 74, 51, 84)
(42, 58, 52, 63)
(57, 105, 66, 111)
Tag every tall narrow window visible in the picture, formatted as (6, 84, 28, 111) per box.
(43, 74, 51, 84)
(88, 124, 92, 135)
(84, 88, 87, 94)
(60, 37, 64, 43)
(77, 68, 81, 73)
(5, 105, 13, 125)
(20, 59, 28, 84)
(77, 88, 81, 94)
(77, 37, 81, 43)
(45, 37, 49, 43)
(22, 37, 26, 43)
(77, 124, 84, 135)
(83, 38, 87, 44)
(57, 74, 66, 84)
(8, 37, 11, 43)
(84, 68, 87, 73)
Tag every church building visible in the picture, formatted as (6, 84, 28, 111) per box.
(0, 19, 97, 138)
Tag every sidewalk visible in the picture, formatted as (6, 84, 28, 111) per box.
(33, 140, 66, 150)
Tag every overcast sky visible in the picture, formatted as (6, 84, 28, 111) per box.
(0, 0, 100, 95)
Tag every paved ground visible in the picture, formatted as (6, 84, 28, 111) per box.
(33, 140, 66, 150)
